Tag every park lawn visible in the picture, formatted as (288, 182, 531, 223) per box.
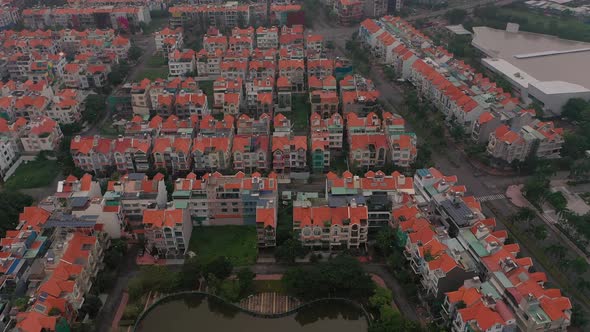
(189, 225, 257, 266)
(135, 67, 169, 81)
(289, 95, 311, 133)
(4, 159, 59, 190)
(252, 280, 285, 294)
(142, 16, 169, 35)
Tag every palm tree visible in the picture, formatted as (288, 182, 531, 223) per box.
(532, 225, 548, 240)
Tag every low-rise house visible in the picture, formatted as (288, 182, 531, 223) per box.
(278, 59, 305, 92)
(256, 26, 279, 49)
(106, 173, 168, 218)
(248, 60, 276, 80)
(232, 135, 270, 172)
(198, 114, 235, 138)
(192, 136, 231, 171)
(293, 201, 369, 249)
(272, 135, 307, 173)
(349, 134, 388, 170)
(152, 137, 192, 173)
(340, 74, 379, 115)
(168, 49, 196, 77)
(276, 76, 292, 112)
(310, 90, 338, 118)
(112, 136, 152, 173)
(155, 27, 184, 55)
(471, 111, 501, 144)
(203, 33, 227, 53)
(273, 113, 291, 137)
(334, 0, 363, 25)
(311, 138, 330, 173)
(307, 59, 334, 79)
(220, 60, 248, 81)
(256, 206, 277, 248)
(46, 89, 83, 125)
(70, 135, 114, 174)
(310, 112, 344, 150)
(130, 79, 153, 117)
(236, 113, 271, 136)
(20, 117, 63, 153)
(143, 208, 192, 257)
(174, 90, 209, 120)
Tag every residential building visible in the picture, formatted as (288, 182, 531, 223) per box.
(349, 134, 388, 170)
(154, 27, 184, 54)
(192, 136, 231, 171)
(310, 90, 338, 118)
(112, 136, 152, 173)
(105, 172, 168, 218)
(236, 113, 271, 136)
(70, 135, 114, 174)
(168, 49, 196, 77)
(310, 112, 344, 150)
(272, 135, 307, 173)
(174, 89, 209, 120)
(293, 200, 369, 249)
(334, 0, 363, 25)
(20, 117, 63, 153)
(276, 76, 292, 112)
(143, 208, 192, 257)
(232, 135, 270, 172)
(256, 26, 279, 49)
(152, 137, 192, 173)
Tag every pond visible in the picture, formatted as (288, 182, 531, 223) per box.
(136, 294, 369, 332)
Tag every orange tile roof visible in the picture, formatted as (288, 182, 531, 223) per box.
(272, 135, 307, 152)
(293, 205, 368, 227)
(143, 209, 185, 228)
(256, 208, 276, 228)
(445, 287, 482, 307)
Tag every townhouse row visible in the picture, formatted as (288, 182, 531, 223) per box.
(21, 5, 151, 31)
(168, 2, 302, 29)
(358, 17, 564, 164)
(394, 167, 572, 332)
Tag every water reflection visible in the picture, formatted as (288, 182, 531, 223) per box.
(137, 294, 368, 332)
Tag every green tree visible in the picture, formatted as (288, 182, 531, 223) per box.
(82, 94, 106, 124)
(282, 255, 375, 300)
(0, 191, 34, 237)
(204, 256, 233, 281)
(445, 8, 468, 24)
(369, 287, 393, 310)
(128, 45, 143, 61)
(375, 227, 396, 257)
(570, 257, 589, 274)
(79, 294, 102, 318)
(180, 256, 202, 289)
(237, 268, 255, 295)
(275, 238, 307, 264)
(532, 225, 548, 240)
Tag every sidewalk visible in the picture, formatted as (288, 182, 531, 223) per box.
(111, 292, 128, 331)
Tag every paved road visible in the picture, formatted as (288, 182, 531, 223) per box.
(95, 246, 139, 332)
(81, 33, 156, 136)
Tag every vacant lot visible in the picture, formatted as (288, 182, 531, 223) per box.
(189, 225, 257, 266)
(4, 158, 59, 190)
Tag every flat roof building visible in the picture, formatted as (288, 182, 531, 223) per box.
(472, 26, 590, 115)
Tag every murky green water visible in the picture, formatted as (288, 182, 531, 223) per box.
(136, 294, 368, 332)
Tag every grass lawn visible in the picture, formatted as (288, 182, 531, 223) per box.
(4, 158, 59, 190)
(99, 119, 122, 137)
(189, 225, 257, 266)
(252, 280, 285, 294)
(146, 55, 167, 67)
(142, 16, 169, 35)
(289, 95, 311, 133)
(135, 67, 169, 80)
